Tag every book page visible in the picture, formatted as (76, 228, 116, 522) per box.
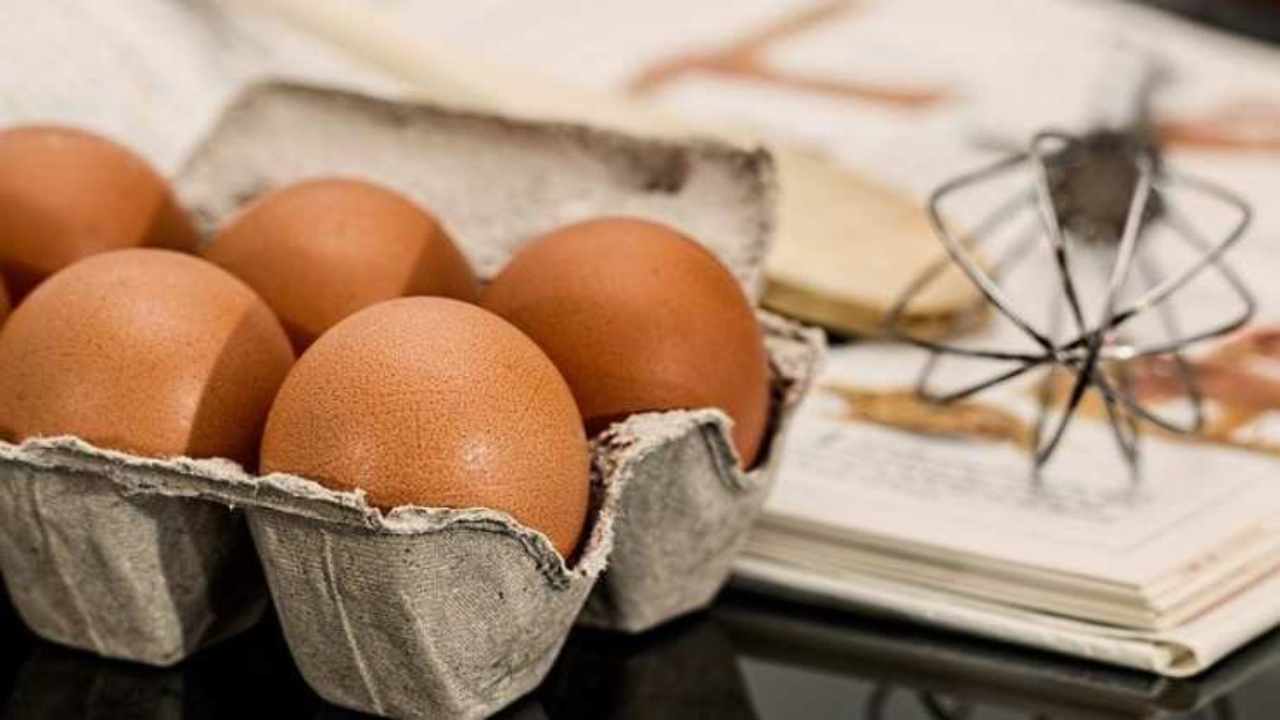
(735, 550, 1280, 677)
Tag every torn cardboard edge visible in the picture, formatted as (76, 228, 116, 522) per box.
(0, 435, 614, 584)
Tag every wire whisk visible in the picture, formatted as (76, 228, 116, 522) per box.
(884, 52, 1256, 476)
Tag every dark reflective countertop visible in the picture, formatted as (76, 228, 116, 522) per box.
(5, 582, 1280, 719)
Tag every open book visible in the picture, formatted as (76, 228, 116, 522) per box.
(746, 410, 1280, 633)
(737, 402, 1280, 676)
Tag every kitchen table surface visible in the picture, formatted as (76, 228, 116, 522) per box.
(4, 583, 1279, 719)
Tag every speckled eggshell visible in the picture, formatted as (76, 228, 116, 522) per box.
(482, 217, 772, 467)
(0, 249, 295, 468)
(259, 297, 591, 558)
(202, 178, 480, 352)
(0, 125, 200, 300)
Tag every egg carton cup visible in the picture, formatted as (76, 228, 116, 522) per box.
(579, 311, 824, 632)
(0, 437, 621, 720)
(0, 444, 265, 667)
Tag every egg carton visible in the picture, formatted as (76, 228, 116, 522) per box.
(0, 81, 825, 719)
(0, 439, 618, 719)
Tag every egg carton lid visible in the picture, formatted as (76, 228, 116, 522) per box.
(175, 80, 777, 301)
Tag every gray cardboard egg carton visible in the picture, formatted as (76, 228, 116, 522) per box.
(0, 82, 825, 719)
(0, 438, 618, 720)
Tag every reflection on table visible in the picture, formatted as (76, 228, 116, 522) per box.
(3, 585, 1280, 719)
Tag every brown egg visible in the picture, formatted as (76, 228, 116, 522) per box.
(260, 297, 590, 558)
(0, 125, 199, 300)
(482, 217, 772, 467)
(0, 249, 295, 467)
(203, 178, 480, 352)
